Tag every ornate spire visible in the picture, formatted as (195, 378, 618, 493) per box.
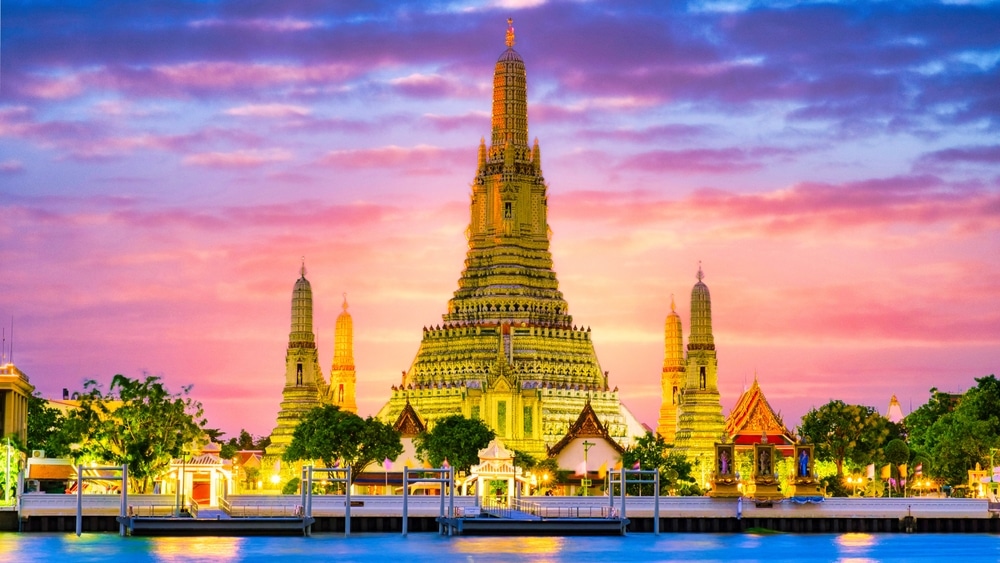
(290, 262, 314, 345)
(689, 262, 714, 349)
(300, 256, 307, 278)
(670, 293, 676, 313)
(696, 261, 703, 282)
(506, 17, 515, 48)
(342, 292, 349, 312)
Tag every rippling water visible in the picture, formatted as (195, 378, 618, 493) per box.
(1, 532, 998, 562)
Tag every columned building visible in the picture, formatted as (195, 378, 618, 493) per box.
(376, 21, 643, 458)
(0, 362, 33, 444)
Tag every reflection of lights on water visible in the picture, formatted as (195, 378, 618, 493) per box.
(152, 536, 244, 561)
(454, 536, 564, 555)
(837, 533, 875, 548)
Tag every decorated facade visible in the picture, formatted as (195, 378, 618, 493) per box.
(672, 265, 726, 463)
(375, 21, 644, 458)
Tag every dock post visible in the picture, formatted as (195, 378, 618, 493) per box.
(76, 465, 83, 537)
(449, 467, 455, 536)
(345, 466, 352, 537)
(121, 464, 128, 537)
(653, 470, 659, 535)
(619, 468, 627, 535)
(402, 470, 409, 536)
(306, 465, 313, 537)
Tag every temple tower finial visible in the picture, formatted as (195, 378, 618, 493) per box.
(697, 261, 703, 282)
(300, 256, 306, 278)
(506, 17, 515, 48)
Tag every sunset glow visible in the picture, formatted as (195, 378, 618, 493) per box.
(1, 1, 997, 437)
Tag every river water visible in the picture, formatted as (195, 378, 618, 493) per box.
(1, 532, 998, 562)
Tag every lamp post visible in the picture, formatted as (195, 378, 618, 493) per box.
(581, 440, 594, 497)
(847, 475, 861, 497)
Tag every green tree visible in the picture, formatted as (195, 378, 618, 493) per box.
(904, 375, 1000, 486)
(883, 439, 909, 468)
(415, 414, 495, 472)
(283, 405, 402, 483)
(620, 432, 694, 495)
(62, 374, 208, 493)
(798, 400, 892, 476)
(26, 392, 72, 458)
(219, 429, 271, 460)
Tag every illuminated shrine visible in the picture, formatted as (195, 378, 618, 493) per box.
(723, 376, 796, 457)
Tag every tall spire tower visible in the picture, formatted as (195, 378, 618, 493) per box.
(268, 260, 329, 455)
(673, 263, 725, 463)
(377, 21, 643, 458)
(329, 294, 357, 413)
(657, 295, 685, 443)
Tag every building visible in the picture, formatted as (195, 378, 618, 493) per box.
(375, 21, 644, 458)
(0, 362, 33, 444)
(267, 262, 330, 456)
(724, 376, 796, 456)
(886, 394, 904, 423)
(657, 296, 685, 443)
(672, 265, 726, 465)
(328, 295, 357, 413)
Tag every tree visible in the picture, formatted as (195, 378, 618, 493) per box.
(905, 375, 1000, 486)
(26, 392, 72, 458)
(62, 374, 208, 493)
(220, 429, 271, 460)
(798, 400, 892, 476)
(414, 415, 495, 472)
(620, 432, 694, 495)
(283, 405, 402, 483)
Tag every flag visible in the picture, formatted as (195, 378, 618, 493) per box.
(598, 461, 608, 480)
(613, 460, 623, 471)
(404, 459, 414, 469)
(866, 464, 875, 479)
(880, 464, 891, 479)
(383, 458, 392, 471)
(575, 460, 587, 476)
(915, 463, 922, 476)
(632, 460, 641, 470)
(899, 463, 907, 477)
(442, 458, 450, 469)
(332, 459, 340, 469)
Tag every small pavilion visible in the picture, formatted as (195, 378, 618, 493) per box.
(463, 438, 528, 506)
(724, 377, 796, 457)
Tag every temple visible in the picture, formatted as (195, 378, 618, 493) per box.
(266, 262, 330, 456)
(723, 376, 796, 456)
(376, 20, 643, 458)
(656, 296, 685, 443)
(672, 265, 726, 463)
(329, 295, 357, 413)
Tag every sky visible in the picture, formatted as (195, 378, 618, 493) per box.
(1, 0, 998, 439)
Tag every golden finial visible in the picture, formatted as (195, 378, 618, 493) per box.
(342, 292, 349, 312)
(696, 261, 704, 282)
(300, 256, 306, 278)
(506, 17, 515, 48)
(670, 294, 675, 313)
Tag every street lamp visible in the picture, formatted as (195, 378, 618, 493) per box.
(581, 440, 594, 497)
(847, 475, 862, 497)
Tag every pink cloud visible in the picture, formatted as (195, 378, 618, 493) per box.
(183, 148, 293, 168)
(318, 145, 470, 174)
(620, 148, 764, 174)
(224, 104, 311, 118)
(188, 18, 321, 32)
(0, 160, 24, 173)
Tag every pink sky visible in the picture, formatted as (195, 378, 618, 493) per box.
(1, 1, 998, 438)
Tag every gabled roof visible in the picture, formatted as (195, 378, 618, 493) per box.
(548, 401, 625, 456)
(392, 400, 426, 437)
(724, 378, 795, 444)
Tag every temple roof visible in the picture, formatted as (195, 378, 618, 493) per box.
(548, 401, 625, 456)
(392, 401, 426, 437)
(886, 394, 904, 423)
(724, 377, 795, 445)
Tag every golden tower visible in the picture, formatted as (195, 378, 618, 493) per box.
(329, 294, 357, 413)
(673, 264, 725, 464)
(657, 295, 685, 443)
(377, 20, 642, 458)
(267, 261, 330, 455)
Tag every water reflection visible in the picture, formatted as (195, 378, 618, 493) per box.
(150, 536, 244, 561)
(835, 532, 877, 563)
(454, 536, 564, 557)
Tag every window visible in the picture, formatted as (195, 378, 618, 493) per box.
(296, 363, 303, 385)
(504, 201, 512, 219)
(699, 366, 706, 390)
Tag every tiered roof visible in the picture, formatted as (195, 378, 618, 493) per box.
(724, 378, 795, 448)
